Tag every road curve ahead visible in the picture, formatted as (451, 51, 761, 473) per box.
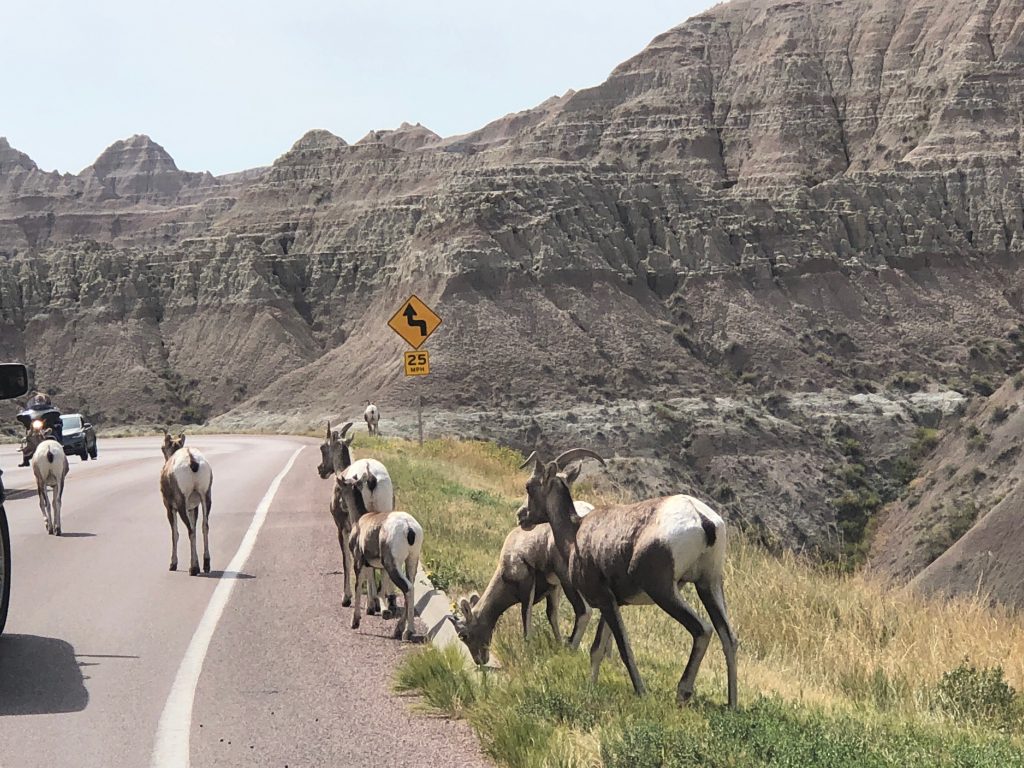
(0, 435, 489, 768)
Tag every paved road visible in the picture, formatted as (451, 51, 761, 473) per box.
(0, 435, 489, 768)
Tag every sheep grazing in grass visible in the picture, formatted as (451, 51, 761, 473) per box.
(363, 402, 380, 436)
(160, 432, 214, 576)
(337, 463, 423, 641)
(519, 449, 738, 709)
(316, 421, 397, 614)
(453, 463, 594, 666)
(31, 430, 69, 536)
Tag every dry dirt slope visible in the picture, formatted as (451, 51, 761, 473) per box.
(4, 0, 1024, 565)
(870, 372, 1024, 606)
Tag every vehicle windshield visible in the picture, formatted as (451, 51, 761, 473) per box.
(61, 415, 82, 430)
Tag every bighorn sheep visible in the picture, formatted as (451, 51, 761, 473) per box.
(519, 449, 738, 709)
(160, 432, 214, 576)
(363, 402, 380, 436)
(31, 430, 69, 535)
(454, 463, 594, 666)
(337, 463, 423, 640)
(316, 421, 397, 613)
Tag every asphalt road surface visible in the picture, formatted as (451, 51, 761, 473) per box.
(0, 435, 489, 768)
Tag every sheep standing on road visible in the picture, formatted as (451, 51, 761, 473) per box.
(317, 421, 397, 613)
(31, 430, 69, 536)
(160, 432, 214, 576)
(337, 463, 423, 641)
(363, 402, 380, 436)
(519, 449, 738, 709)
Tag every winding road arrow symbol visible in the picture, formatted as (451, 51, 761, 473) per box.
(403, 304, 428, 337)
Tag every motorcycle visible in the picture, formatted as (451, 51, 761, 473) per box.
(16, 398, 62, 467)
(0, 363, 30, 634)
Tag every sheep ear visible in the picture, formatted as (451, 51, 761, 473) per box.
(178, 432, 186, 443)
(543, 461, 560, 483)
(459, 598, 474, 620)
(469, 593, 480, 608)
(344, 433, 355, 446)
(562, 462, 582, 487)
(326, 421, 332, 440)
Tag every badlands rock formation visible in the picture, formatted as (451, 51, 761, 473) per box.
(3, 0, 1024, 561)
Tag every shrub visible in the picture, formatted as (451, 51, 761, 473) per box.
(991, 405, 1012, 424)
(423, 554, 471, 594)
(934, 662, 1018, 726)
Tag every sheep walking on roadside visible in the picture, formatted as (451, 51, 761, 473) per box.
(160, 431, 214, 576)
(337, 463, 423, 641)
(453, 463, 594, 666)
(31, 431, 69, 536)
(519, 449, 738, 709)
(363, 402, 381, 436)
(317, 421, 398, 614)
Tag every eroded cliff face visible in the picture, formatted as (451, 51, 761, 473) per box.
(3, 0, 1024, 556)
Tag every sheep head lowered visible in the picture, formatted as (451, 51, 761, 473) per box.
(518, 448, 606, 530)
(454, 594, 499, 666)
(317, 421, 354, 479)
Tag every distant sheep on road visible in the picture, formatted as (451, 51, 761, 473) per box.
(363, 402, 380, 436)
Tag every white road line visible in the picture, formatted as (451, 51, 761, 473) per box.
(150, 445, 304, 768)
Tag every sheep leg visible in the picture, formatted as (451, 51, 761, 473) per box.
(351, 561, 368, 629)
(381, 572, 399, 620)
(646, 583, 711, 705)
(367, 569, 380, 616)
(602, 602, 647, 696)
(201, 489, 212, 574)
(166, 503, 179, 571)
(589, 616, 612, 684)
(336, 524, 352, 607)
(403, 553, 419, 640)
(185, 506, 200, 576)
(36, 477, 52, 535)
(520, 579, 536, 637)
(563, 585, 592, 650)
(52, 478, 63, 536)
(383, 553, 414, 641)
(697, 581, 739, 710)
(544, 587, 564, 644)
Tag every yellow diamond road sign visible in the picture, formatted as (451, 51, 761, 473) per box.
(404, 350, 430, 376)
(388, 295, 442, 350)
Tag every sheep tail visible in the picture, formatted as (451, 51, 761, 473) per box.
(698, 512, 718, 547)
(188, 450, 200, 473)
(406, 526, 417, 547)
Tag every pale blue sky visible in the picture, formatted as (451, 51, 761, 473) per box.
(2, 1, 714, 176)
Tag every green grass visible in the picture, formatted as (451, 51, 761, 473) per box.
(345, 435, 1024, 767)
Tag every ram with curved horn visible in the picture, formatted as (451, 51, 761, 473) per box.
(519, 448, 738, 709)
(452, 455, 593, 666)
(316, 420, 398, 613)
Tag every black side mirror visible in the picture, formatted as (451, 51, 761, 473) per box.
(0, 364, 29, 400)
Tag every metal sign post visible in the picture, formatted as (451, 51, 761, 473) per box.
(389, 295, 442, 446)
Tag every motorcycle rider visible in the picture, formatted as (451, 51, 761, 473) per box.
(17, 391, 61, 467)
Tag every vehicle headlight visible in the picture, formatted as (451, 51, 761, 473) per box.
(31, 419, 43, 430)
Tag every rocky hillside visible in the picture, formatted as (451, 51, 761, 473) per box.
(3, 0, 1024, 561)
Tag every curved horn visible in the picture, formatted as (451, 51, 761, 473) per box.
(554, 448, 606, 469)
(338, 422, 354, 437)
(518, 451, 539, 470)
